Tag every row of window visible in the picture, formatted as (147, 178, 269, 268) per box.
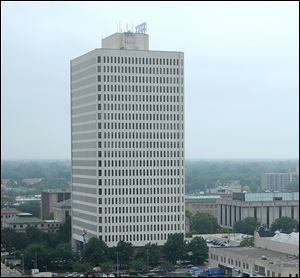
(99, 131, 184, 140)
(98, 103, 183, 113)
(99, 186, 183, 196)
(98, 56, 183, 67)
(98, 74, 182, 84)
(102, 223, 181, 233)
(99, 159, 183, 168)
(98, 141, 183, 149)
(98, 65, 182, 75)
(98, 150, 184, 158)
(101, 214, 182, 225)
(98, 93, 183, 104)
(99, 177, 185, 186)
(102, 195, 182, 205)
(98, 168, 183, 177)
(98, 122, 183, 131)
(102, 231, 182, 243)
(99, 205, 184, 215)
(98, 84, 183, 94)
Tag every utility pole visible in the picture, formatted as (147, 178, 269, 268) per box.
(146, 249, 149, 271)
(34, 251, 37, 270)
(116, 251, 119, 276)
(22, 254, 24, 274)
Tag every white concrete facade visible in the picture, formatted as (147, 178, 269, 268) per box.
(70, 32, 185, 247)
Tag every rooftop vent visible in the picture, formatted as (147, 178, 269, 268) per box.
(261, 255, 267, 260)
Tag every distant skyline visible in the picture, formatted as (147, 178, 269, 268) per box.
(1, 1, 299, 160)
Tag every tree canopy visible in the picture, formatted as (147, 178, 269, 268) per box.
(191, 213, 219, 234)
(270, 217, 299, 233)
(163, 233, 186, 264)
(188, 236, 208, 265)
(233, 217, 260, 235)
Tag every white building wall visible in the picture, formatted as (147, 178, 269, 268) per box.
(71, 37, 185, 248)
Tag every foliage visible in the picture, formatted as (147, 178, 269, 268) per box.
(160, 261, 174, 272)
(233, 217, 260, 235)
(1, 228, 29, 253)
(136, 243, 161, 267)
(185, 160, 298, 193)
(18, 201, 41, 218)
(188, 236, 208, 265)
(116, 241, 134, 267)
(163, 233, 186, 264)
(56, 215, 71, 243)
(130, 258, 146, 271)
(287, 182, 299, 192)
(72, 261, 93, 273)
(191, 213, 219, 234)
(83, 237, 109, 266)
(217, 227, 232, 234)
(100, 261, 114, 273)
(270, 217, 299, 233)
(23, 243, 52, 269)
(240, 236, 254, 247)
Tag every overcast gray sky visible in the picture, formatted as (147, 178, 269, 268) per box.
(1, 1, 299, 160)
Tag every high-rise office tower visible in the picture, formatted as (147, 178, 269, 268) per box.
(70, 24, 185, 248)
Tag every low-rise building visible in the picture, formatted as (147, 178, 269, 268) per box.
(1, 209, 19, 222)
(207, 181, 242, 195)
(209, 228, 299, 277)
(2, 213, 61, 233)
(185, 195, 220, 217)
(217, 192, 299, 229)
(52, 199, 71, 223)
(41, 189, 70, 220)
(261, 172, 299, 192)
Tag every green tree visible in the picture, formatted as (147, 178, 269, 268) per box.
(56, 215, 71, 243)
(100, 261, 114, 273)
(18, 201, 41, 218)
(83, 237, 109, 266)
(23, 243, 52, 269)
(72, 261, 92, 273)
(136, 243, 161, 268)
(160, 261, 174, 272)
(270, 217, 299, 233)
(130, 258, 146, 271)
(240, 236, 254, 247)
(233, 217, 259, 235)
(116, 241, 134, 268)
(188, 236, 208, 265)
(191, 213, 218, 234)
(163, 233, 186, 264)
(1, 228, 29, 253)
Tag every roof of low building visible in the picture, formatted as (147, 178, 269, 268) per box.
(185, 195, 221, 200)
(3, 213, 44, 224)
(271, 231, 299, 245)
(1, 209, 19, 214)
(210, 246, 299, 266)
(53, 198, 71, 209)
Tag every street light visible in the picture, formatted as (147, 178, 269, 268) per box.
(21, 253, 24, 274)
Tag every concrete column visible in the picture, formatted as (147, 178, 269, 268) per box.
(222, 204, 226, 226)
(218, 204, 222, 225)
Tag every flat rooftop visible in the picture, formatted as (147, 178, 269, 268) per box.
(185, 195, 221, 200)
(233, 192, 299, 202)
(211, 246, 299, 266)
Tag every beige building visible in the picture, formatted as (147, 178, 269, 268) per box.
(2, 213, 61, 233)
(209, 230, 299, 277)
(41, 189, 71, 220)
(185, 195, 220, 217)
(217, 192, 299, 229)
(53, 199, 71, 223)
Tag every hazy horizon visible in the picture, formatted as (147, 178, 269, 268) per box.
(1, 1, 299, 160)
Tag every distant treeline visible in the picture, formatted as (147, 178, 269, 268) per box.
(1, 159, 298, 194)
(185, 159, 298, 193)
(1, 160, 71, 181)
